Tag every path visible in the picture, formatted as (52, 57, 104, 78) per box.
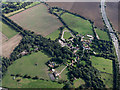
(58, 66, 68, 75)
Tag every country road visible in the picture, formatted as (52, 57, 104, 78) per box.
(101, 0, 120, 73)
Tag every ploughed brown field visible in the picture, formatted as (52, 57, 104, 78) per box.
(47, 2, 105, 29)
(0, 32, 8, 44)
(0, 34, 22, 58)
(106, 2, 118, 32)
(106, 1, 119, 39)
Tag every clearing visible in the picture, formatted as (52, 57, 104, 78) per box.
(74, 78, 85, 88)
(61, 13, 93, 36)
(10, 4, 62, 36)
(95, 28, 110, 41)
(90, 56, 113, 74)
(3, 51, 51, 80)
(98, 73, 113, 88)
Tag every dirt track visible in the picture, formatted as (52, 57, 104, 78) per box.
(0, 34, 22, 58)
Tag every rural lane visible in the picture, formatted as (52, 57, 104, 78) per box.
(101, 0, 120, 73)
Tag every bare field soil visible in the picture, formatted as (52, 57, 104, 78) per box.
(47, 2, 104, 29)
(0, 32, 8, 44)
(0, 34, 22, 58)
(10, 4, 62, 37)
(106, 2, 118, 32)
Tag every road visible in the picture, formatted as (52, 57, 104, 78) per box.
(101, 0, 120, 73)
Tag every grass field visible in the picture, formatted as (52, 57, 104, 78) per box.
(10, 4, 62, 36)
(3, 51, 51, 80)
(95, 28, 109, 41)
(61, 13, 93, 36)
(98, 73, 113, 88)
(2, 76, 63, 88)
(74, 78, 85, 88)
(63, 31, 72, 39)
(46, 28, 60, 40)
(90, 56, 113, 74)
(56, 65, 68, 80)
(1, 21, 18, 39)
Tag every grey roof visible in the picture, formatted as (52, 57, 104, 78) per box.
(48, 73, 55, 81)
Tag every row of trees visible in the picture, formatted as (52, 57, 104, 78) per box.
(90, 39, 115, 60)
(2, 2, 33, 14)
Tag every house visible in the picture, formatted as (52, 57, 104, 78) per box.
(52, 69, 55, 72)
(21, 50, 28, 56)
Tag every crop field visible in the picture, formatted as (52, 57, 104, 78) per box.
(3, 51, 51, 80)
(2, 76, 63, 88)
(46, 28, 60, 40)
(90, 56, 113, 74)
(98, 73, 113, 88)
(95, 28, 110, 41)
(47, 2, 105, 29)
(74, 78, 85, 88)
(61, 13, 93, 36)
(10, 4, 62, 36)
(1, 21, 18, 39)
(63, 31, 72, 39)
(0, 34, 22, 58)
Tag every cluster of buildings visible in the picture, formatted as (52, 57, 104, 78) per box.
(48, 69, 59, 81)
(81, 35, 93, 50)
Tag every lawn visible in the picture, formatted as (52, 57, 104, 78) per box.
(3, 51, 51, 80)
(74, 78, 85, 88)
(46, 28, 60, 40)
(10, 4, 62, 36)
(63, 31, 72, 40)
(1, 21, 18, 39)
(55, 65, 68, 80)
(98, 73, 113, 88)
(61, 13, 93, 36)
(90, 56, 113, 74)
(95, 28, 109, 41)
(2, 76, 64, 88)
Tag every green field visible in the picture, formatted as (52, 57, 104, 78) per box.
(56, 65, 68, 80)
(74, 78, 85, 88)
(1, 21, 18, 39)
(98, 73, 113, 88)
(46, 29, 60, 40)
(61, 13, 93, 36)
(90, 56, 113, 74)
(10, 4, 62, 36)
(95, 28, 109, 41)
(63, 31, 72, 39)
(2, 76, 63, 88)
(2, 51, 51, 81)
